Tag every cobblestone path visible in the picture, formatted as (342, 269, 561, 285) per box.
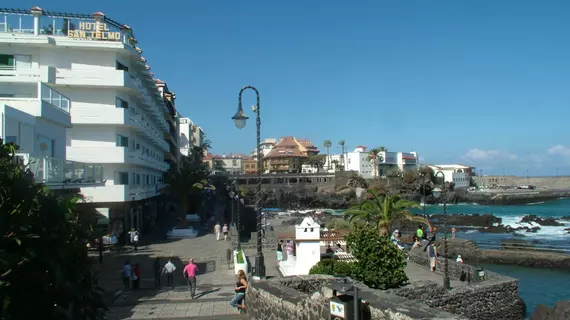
(97, 232, 248, 319)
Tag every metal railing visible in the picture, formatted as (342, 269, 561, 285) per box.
(16, 153, 104, 186)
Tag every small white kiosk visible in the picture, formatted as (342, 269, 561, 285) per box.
(278, 216, 321, 276)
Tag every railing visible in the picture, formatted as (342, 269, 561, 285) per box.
(15, 153, 104, 186)
(40, 82, 70, 113)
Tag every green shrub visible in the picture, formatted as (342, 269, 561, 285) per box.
(345, 226, 408, 289)
(309, 259, 354, 277)
(236, 250, 245, 264)
(326, 218, 352, 230)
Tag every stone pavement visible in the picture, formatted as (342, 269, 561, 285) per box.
(97, 232, 247, 319)
(405, 261, 466, 288)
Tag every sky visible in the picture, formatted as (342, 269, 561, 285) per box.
(14, 0, 570, 176)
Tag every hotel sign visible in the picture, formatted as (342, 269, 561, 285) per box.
(68, 22, 121, 41)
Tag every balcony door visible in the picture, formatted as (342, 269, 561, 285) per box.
(14, 54, 32, 69)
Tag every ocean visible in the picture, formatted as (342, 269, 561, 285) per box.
(273, 198, 570, 317)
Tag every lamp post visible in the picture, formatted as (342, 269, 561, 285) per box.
(421, 173, 427, 218)
(231, 85, 265, 279)
(432, 171, 450, 290)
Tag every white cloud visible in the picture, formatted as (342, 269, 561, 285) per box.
(463, 148, 517, 162)
(547, 145, 570, 158)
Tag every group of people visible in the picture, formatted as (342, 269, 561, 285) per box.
(276, 240, 296, 262)
(121, 261, 141, 289)
(214, 222, 229, 241)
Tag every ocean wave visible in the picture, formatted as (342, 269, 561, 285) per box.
(525, 201, 546, 205)
(498, 216, 570, 239)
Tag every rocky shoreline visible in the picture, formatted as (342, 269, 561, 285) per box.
(243, 185, 569, 209)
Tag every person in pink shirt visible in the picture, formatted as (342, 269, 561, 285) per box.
(183, 258, 199, 299)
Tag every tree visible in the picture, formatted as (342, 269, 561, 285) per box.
(323, 140, 332, 170)
(0, 141, 105, 319)
(338, 140, 345, 170)
(306, 155, 326, 172)
(41, 24, 53, 35)
(61, 18, 76, 35)
(366, 148, 384, 178)
(162, 157, 210, 224)
(309, 259, 353, 277)
(345, 226, 408, 289)
(386, 167, 403, 179)
(344, 189, 428, 237)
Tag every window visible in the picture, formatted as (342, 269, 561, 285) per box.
(136, 174, 140, 185)
(116, 61, 129, 71)
(233, 159, 238, 166)
(146, 175, 150, 185)
(116, 134, 128, 147)
(0, 54, 14, 70)
(115, 97, 129, 109)
(117, 172, 129, 185)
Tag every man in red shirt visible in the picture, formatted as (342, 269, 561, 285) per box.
(183, 259, 199, 299)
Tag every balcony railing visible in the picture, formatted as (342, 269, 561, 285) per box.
(15, 153, 104, 187)
(40, 82, 70, 113)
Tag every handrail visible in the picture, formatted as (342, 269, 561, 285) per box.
(40, 83, 70, 113)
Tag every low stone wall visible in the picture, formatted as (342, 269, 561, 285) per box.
(400, 248, 526, 320)
(245, 275, 466, 320)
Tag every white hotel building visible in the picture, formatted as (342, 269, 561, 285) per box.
(0, 7, 184, 240)
(324, 146, 419, 178)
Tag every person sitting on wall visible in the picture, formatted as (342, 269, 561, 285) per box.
(325, 245, 334, 254)
(335, 243, 344, 253)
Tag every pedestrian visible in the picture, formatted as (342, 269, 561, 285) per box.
(122, 261, 132, 289)
(133, 263, 141, 289)
(427, 242, 438, 272)
(230, 270, 248, 312)
(153, 257, 161, 288)
(335, 243, 344, 253)
(416, 225, 424, 241)
(183, 259, 199, 299)
(452, 227, 457, 239)
(133, 231, 139, 251)
(128, 228, 136, 246)
(214, 222, 221, 241)
(222, 223, 228, 241)
(285, 240, 293, 260)
(163, 259, 177, 288)
(276, 240, 283, 262)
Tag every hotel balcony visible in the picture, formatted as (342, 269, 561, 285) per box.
(15, 153, 104, 189)
(67, 146, 170, 172)
(79, 184, 162, 203)
(0, 65, 56, 84)
(0, 82, 71, 128)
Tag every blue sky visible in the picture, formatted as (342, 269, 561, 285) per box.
(16, 0, 570, 175)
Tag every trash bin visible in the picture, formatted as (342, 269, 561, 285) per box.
(476, 268, 485, 281)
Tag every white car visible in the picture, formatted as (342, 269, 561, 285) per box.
(166, 227, 199, 239)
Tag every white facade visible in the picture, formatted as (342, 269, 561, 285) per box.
(343, 146, 419, 178)
(251, 138, 277, 158)
(429, 164, 472, 189)
(0, 8, 172, 235)
(212, 155, 243, 174)
(278, 217, 321, 276)
(179, 117, 194, 157)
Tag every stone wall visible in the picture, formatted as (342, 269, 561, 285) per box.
(400, 248, 526, 320)
(475, 176, 570, 189)
(245, 275, 466, 320)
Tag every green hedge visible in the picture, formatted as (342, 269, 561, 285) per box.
(309, 259, 354, 277)
(236, 250, 245, 264)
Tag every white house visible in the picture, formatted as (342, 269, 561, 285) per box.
(343, 146, 419, 178)
(251, 138, 277, 159)
(278, 216, 321, 276)
(179, 117, 195, 157)
(0, 8, 178, 237)
(429, 164, 473, 188)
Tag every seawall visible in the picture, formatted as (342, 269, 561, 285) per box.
(245, 275, 465, 320)
(402, 247, 526, 320)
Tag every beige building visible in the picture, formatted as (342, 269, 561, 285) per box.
(263, 136, 319, 173)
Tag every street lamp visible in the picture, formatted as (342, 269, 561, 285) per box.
(421, 172, 427, 218)
(432, 171, 450, 290)
(231, 85, 265, 279)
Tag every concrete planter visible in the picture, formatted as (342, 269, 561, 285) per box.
(234, 249, 248, 275)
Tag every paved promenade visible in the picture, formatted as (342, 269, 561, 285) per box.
(96, 232, 246, 319)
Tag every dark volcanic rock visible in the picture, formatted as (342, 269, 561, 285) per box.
(429, 213, 501, 227)
(520, 215, 564, 226)
(483, 224, 540, 234)
(531, 300, 570, 320)
(560, 216, 570, 221)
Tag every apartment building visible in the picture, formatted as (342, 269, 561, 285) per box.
(263, 136, 319, 173)
(343, 146, 419, 179)
(251, 138, 277, 159)
(0, 8, 176, 239)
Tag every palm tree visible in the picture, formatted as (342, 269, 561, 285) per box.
(161, 158, 211, 226)
(338, 140, 345, 170)
(378, 146, 388, 152)
(324, 140, 332, 170)
(344, 189, 429, 237)
(366, 148, 384, 178)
